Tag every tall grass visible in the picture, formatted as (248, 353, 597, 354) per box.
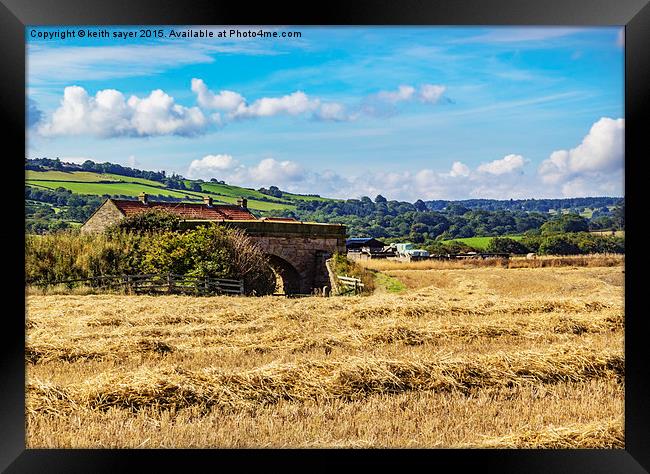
(25, 230, 140, 284)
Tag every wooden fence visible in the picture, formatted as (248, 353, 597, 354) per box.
(337, 275, 364, 295)
(29, 273, 245, 296)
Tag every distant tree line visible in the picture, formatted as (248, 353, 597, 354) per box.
(268, 195, 624, 241)
(485, 233, 624, 255)
(27, 158, 168, 183)
(425, 197, 621, 213)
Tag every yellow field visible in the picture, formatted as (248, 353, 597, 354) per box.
(25, 263, 624, 448)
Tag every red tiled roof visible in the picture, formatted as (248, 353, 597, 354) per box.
(110, 199, 257, 220)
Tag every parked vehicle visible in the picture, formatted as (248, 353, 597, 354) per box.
(390, 242, 430, 258)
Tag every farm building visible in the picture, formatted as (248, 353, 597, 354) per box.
(346, 237, 395, 260)
(81, 193, 256, 233)
(345, 237, 385, 251)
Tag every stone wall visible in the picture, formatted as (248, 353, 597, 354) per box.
(248, 234, 346, 294)
(81, 200, 124, 234)
(182, 219, 346, 293)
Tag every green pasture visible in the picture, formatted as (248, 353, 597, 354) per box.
(441, 235, 524, 250)
(26, 170, 325, 212)
(26, 181, 197, 199)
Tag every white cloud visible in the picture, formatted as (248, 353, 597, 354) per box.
(185, 153, 540, 201)
(38, 86, 128, 137)
(377, 85, 415, 104)
(191, 78, 245, 111)
(538, 117, 624, 193)
(187, 155, 304, 187)
(477, 154, 526, 175)
(38, 86, 208, 137)
(249, 158, 304, 183)
(192, 79, 352, 122)
(39, 80, 449, 139)
(187, 154, 239, 178)
(449, 161, 470, 177)
(127, 90, 207, 136)
(418, 84, 446, 104)
(368, 84, 446, 112)
(231, 91, 320, 118)
(315, 102, 349, 121)
(559, 176, 622, 198)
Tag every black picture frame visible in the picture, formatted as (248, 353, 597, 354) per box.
(2, 0, 648, 472)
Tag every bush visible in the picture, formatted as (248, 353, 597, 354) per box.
(520, 235, 542, 253)
(538, 235, 582, 255)
(487, 237, 529, 255)
(111, 209, 181, 233)
(138, 224, 276, 295)
(572, 233, 625, 254)
(541, 214, 589, 234)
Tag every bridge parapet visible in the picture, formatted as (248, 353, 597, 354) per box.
(182, 219, 345, 240)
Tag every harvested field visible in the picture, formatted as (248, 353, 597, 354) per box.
(26, 264, 624, 448)
(360, 254, 624, 271)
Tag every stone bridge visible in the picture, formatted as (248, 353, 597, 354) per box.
(184, 220, 346, 294)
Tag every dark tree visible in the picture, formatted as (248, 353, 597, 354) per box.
(487, 237, 529, 255)
(413, 199, 428, 212)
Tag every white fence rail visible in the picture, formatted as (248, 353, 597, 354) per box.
(336, 275, 364, 295)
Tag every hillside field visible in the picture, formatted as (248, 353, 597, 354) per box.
(26, 259, 624, 448)
(26, 169, 328, 212)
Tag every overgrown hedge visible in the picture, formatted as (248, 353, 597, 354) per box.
(25, 223, 276, 295)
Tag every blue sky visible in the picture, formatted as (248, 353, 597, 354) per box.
(26, 26, 624, 200)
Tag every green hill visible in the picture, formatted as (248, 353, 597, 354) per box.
(26, 169, 330, 213)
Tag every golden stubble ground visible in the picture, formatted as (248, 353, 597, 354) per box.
(25, 263, 625, 448)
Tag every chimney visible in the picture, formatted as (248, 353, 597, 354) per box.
(138, 192, 148, 205)
(237, 197, 248, 209)
(203, 195, 213, 207)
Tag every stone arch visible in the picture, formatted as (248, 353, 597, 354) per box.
(266, 254, 301, 295)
